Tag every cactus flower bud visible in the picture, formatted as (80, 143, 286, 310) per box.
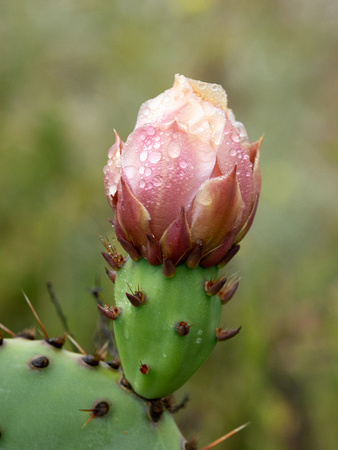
(104, 74, 262, 268)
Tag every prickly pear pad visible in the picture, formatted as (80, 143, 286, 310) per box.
(0, 338, 184, 450)
(114, 258, 222, 399)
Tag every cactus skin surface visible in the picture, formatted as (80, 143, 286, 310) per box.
(0, 338, 185, 450)
(113, 258, 222, 399)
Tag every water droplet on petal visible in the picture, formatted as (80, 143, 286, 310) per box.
(139, 133, 146, 141)
(146, 182, 153, 190)
(245, 171, 251, 177)
(198, 190, 212, 206)
(139, 179, 146, 188)
(168, 142, 181, 158)
(230, 149, 237, 157)
(145, 167, 152, 177)
(149, 151, 162, 164)
(231, 132, 240, 143)
(179, 160, 187, 169)
(147, 126, 156, 136)
(140, 151, 148, 162)
(139, 166, 145, 175)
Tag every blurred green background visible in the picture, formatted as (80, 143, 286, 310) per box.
(1, 0, 337, 448)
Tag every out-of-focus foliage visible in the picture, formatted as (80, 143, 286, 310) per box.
(0, 0, 337, 448)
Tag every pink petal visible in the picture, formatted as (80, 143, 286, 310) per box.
(160, 207, 191, 265)
(190, 167, 243, 254)
(200, 228, 239, 268)
(146, 234, 162, 266)
(216, 117, 255, 228)
(232, 136, 263, 243)
(121, 120, 216, 239)
(103, 130, 123, 209)
(116, 177, 151, 252)
(248, 135, 263, 197)
(234, 193, 260, 245)
(136, 75, 226, 148)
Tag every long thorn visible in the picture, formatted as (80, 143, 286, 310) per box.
(201, 422, 250, 449)
(81, 414, 95, 429)
(67, 334, 87, 355)
(46, 281, 72, 334)
(0, 323, 17, 337)
(22, 291, 49, 339)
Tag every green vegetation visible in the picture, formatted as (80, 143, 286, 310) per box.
(0, 338, 184, 449)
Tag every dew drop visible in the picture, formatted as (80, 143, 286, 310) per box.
(145, 167, 152, 177)
(198, 190, 212, 206)
(237, 152, 243, 159)
(196, 337, 202, 344)
(147, 126, 156, 136)
(139, 166, 145, 175)
(140, 151, 148, 162)
(139, 179, 146, 188)
(146, 182, 153, 190)
(245, 171, 251, 177)
(168, 142, 181, 158)
(229, 149, 237, 157)
(179, 160, 187, 169)
(154, 142, 161, 149)
(139, 133, 146, 141)
(231, 132, 240, 143)
(149, 151, 162, 164)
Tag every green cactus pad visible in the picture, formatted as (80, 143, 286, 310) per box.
(0, 338, 185, 450)
(113, 258, 223, 399)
